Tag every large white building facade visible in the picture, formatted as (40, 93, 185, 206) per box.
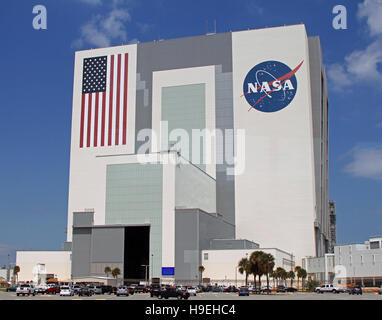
(17, 24, 331, 283)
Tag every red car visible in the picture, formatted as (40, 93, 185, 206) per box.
(46, 286, 60, 295)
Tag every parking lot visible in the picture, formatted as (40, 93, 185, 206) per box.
(1, 290, 381, 300)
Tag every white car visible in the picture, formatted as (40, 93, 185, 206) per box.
(16, 284, 36, 296)
(187, 287, 197, 296)
(60, 286, 74, 296)
(116, 286, 129, 296)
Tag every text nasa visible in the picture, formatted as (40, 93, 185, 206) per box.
(247, 79, 295, 94)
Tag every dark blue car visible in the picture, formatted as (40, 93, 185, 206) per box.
(238, 287, 249, 296)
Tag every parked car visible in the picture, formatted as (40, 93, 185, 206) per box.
(150, 286, 162, 297)
(238, 287, 249, 296)
(276, 285, 287, 293)
(45, 286, 60, 295)
(261, 285, 272, 293)
(348, 286, 362, 295)
(35, 285, 47, 294)
(378, 286, 382, 295)
(187, 287, 197, 296)
(212, 286, 223, 292)
(116, 286, 130, 297)
(100, 285, 112, 294)
(60, 286, 74, 296)
(16, 284, 36, 296)
(158, 287, 190, 300)
(6, 286, 18, 292)
(72, 285, 82, 294)
(316, 284, 344, 294)
(251, 287, 262, 294)
(78, 287, 93, 296)
(135, 285, 147, 293)
(89, 285, 103, 295)
(224, 286, 238, 293)
(286, 287, 298, 292)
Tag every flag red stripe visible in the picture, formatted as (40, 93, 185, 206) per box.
(123, 53, 128, 145)
(80, 94, 86, 148)
(108, 55, 114, 146)
(101, 91, 106, 146)
(94, 92, 99, 147)
(87, 93, 92, 148)
(115, 54, 121, 145)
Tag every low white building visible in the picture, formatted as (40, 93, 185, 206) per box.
(16, 250, 71, 283)
(201, 241, 295, 286)
(304, 236, 382, 287)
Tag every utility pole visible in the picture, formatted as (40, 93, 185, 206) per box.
(151, 254, 154, 283)
(141, 265, 149, 285)
(7, 254, 10, 283)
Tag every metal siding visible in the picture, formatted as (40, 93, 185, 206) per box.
(71, 228, 92, 278)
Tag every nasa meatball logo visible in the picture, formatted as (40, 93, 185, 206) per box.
(242, 60, 303, 113)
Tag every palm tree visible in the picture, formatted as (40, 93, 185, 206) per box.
(294, 266, 302, 290)
(13, 266, 20, 285)
(287, 270, 295, 287)
(260, 253, 275, 293)
(111, 267, 121, 285)
(280, 269, 288, 286)
(249, 251, 265, 289)
(269, 270, 277, 288)
(275, 267, 286, 286)
(238, 257, 251, 286)
(198, 265, 205, 285)
(299, 268, 307, 290)
(104, 266, 112, 278)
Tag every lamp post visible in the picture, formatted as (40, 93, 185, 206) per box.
(141, 265, 149, 285)
(151, 254, 154, 283)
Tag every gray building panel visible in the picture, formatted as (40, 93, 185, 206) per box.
(308, 36, 329, 257)
(175, 208, 235, 283)
(91, 227, 125, 264)
(73, 212, 94, 227)
(71, 228, 92, 278)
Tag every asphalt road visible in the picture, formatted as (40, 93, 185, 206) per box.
(1, 291, 381, 300)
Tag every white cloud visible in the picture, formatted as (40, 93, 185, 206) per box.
(344, 146, 382, 180)
(328, 40, 382, 91)
(328, 0, 382, 90)
(358, 0, 382, 36)
(72, 8, 131, 48)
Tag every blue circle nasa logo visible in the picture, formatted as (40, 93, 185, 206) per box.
(242, 60, 303, 113)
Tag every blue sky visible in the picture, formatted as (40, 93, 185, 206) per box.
(0, 0, 381, 266)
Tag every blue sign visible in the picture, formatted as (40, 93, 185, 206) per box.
(162, 267, 175, 276)
(242, 60, 303, 113)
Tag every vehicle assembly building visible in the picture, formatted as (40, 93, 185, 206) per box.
(17, 24, 331, 284)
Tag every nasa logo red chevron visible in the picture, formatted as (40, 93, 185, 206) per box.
(242, 60, 303, 113)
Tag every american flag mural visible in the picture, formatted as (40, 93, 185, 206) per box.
(80, 53, 129, 148)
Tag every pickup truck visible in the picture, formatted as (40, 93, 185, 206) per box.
(315, 284, 346, 294)
(16, 284, 36, 296)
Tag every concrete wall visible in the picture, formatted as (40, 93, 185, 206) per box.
(335, 244, 382, 278)
(232, 25, 319, 264)
(16, 251, 71, 282)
